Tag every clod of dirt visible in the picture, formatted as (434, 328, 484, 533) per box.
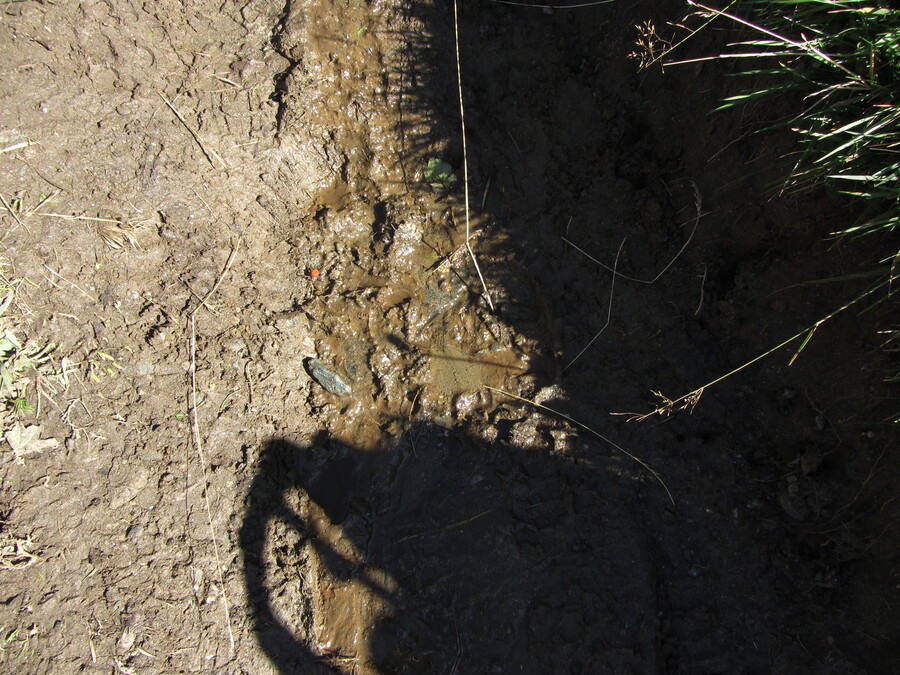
(4, 423, 59, 463)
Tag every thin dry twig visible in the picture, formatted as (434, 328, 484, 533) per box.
(563, 181, 702, 285)
(490, 0, 614, 7)
(24, 191, 57, 219)
(695, 263, 707, 315)
(39, 213, 124, 224)
(564, 236, 626, 370)
(453, 0, 495, 312)
(450, 600, 461, 675)
(186, 245, 239, 655)
(0, 140, 37, 155)
(191, 187, 215, 217)
(15, 157, 68, 192)
(486, 386, 674, 504)
(626, 275, 894, 421)
(42, 265, 98, 303)
(398, 508, 496, 543)
(189, 315, 235, 655)
(158, 91, 226, 169)
(182, 280, 219, 316)
(190, 243, 240, 316)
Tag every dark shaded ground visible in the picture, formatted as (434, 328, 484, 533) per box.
(242, 428, 658, 673)
(0, 0, 897, 672)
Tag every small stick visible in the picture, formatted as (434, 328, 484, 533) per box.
(486, 386, 674, 504)
(190, 316, 236, 655)
(453, 0, 495, 312)
(158, 91, 225, 169)
(0, 140, 37, 155)
(43, 265, 98, 303)
(563, 181, 702, 285)
(191, 243, 239, 316)
(564, 236, 625, 370)
(695, 263, 707, 315)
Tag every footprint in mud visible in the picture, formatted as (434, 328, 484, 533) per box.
(240, 423, 658, 674)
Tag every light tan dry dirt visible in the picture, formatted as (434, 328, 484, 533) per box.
(0, 1, 897, 673)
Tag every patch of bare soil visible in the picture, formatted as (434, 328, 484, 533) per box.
(0, 0, 897, 673)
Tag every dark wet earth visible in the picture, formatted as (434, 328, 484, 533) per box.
(241, 1, 899, 672)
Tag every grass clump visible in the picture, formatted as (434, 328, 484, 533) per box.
(0, 263, 56, 427)
(630, 1, 900, 418)
(659, 0, 900, 245)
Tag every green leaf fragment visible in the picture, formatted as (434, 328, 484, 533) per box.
(424, 158, 457, 189)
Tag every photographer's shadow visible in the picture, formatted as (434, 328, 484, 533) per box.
(241, 421, 659, 674)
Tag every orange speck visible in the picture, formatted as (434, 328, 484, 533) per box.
(309, 268, 320, 278)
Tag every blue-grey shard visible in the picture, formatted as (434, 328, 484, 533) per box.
(304, 358, 352, 396)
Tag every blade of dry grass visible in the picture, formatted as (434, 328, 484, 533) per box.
(42, 265, 97, 303)
(0, 140, 37, 155)
(191, 243, 240, 316)
(190, 316, 235, 655)
(564, 236, 625, 370)
(486, 385, 674, 504)
(490, 0, 615, 7)
(626, 276, 894, 421)
(158, 91, 226, 169)
(454, 0, 495, 312)
(563, 181, 702, 284)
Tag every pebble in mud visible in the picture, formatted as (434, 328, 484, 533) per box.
(304, 357, 352, 396)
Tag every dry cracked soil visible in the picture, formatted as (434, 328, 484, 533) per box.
(0, 0, 898, 673)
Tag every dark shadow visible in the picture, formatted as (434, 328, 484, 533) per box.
(242, 0, 899, 672)
(241, 423, 659, 673)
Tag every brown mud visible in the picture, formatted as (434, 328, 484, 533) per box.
(0, 0, 898, 673)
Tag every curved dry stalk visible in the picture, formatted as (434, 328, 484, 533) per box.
(486, 386, 674, 504)
(564, 236, 625, 370)
(564, 180, 702, 285)
(190, 316, 236, 655)
(626, 276, 893, 421)
(490, 0, 614, 7)
(186, 247, 239, 655)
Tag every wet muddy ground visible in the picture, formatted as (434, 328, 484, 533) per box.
(0, 0, 898, 672)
